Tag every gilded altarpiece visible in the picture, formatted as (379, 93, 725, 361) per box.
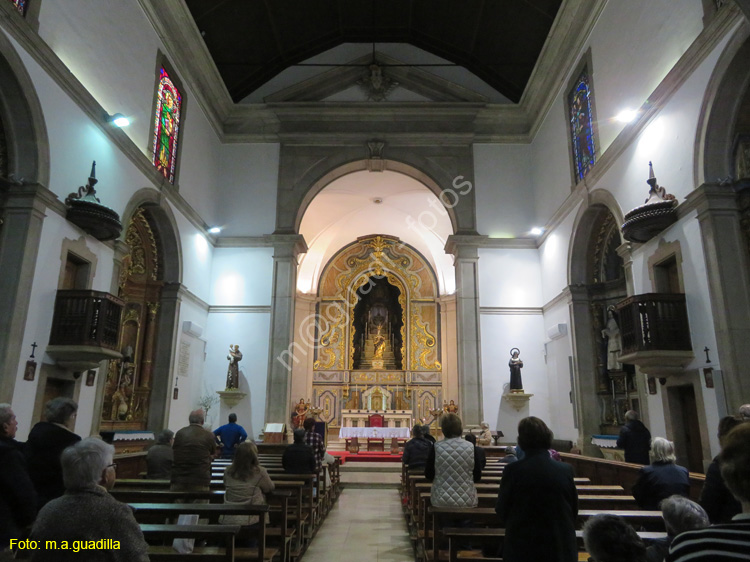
(311, 235, 442, 427)
(101, 208, 163, 430)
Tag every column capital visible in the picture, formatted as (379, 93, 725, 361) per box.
(267, 233, 308, 259)
(685, 183, 741, 218)
(565, 284, 590, 302)
(444, 234, 488, 258)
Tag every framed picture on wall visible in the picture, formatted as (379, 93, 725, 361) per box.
(86, 370, 96, 387)
(647, 377, 657, 395)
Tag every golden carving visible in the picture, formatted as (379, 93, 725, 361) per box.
(411, 308, 441, 370)
(314, 302, 347, 370)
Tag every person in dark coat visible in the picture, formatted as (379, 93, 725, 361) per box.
(171, 409, 217, 491)
(402, 424, 432, 471)
(464, 433, 486, 472)
(146, 429, 174, 479)
(699, 415, 744, 523)
(0, 404, 37, 554)
(632, 437, 690, 511)
(495, 416, 578, 562)
(282, 428, 316, 474)
(617, 410, 651, 464)
(24, 397, 81, 509)
(499, 445, 518, 464)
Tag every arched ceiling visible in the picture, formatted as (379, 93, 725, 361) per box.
(297, 170, 454, 295)
(184, 0, 563, 103)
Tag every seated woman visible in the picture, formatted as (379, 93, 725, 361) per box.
(646, 495, 708, 562)
(30, 437, 149, 561)
(221, 441, 275, 546)
(632, 437, 690, 511)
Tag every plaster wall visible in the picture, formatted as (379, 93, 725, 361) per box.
(539, 206, 580, 305)
(170, 199, 213, 302)
(473, 144, 535, 238)
(477, 248, 543, 308)
(210, 247, 274, 306)
(479, 312, 546, 441)
(217, 144, 280, 237)
(12, 213, 114, 440)
(203, 311, 271, 440)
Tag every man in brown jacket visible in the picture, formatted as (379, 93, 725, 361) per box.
(170, 409, 216, 491)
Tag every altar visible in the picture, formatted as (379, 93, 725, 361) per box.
(341, 409, 413, 429)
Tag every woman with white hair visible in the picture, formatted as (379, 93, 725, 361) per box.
(29, 437, 149, 561)
(632, 437, 690, 510)
(477, 421, 492, 446)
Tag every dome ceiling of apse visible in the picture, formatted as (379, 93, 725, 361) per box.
(297, 171, 454, 295)
(184, 0, 563, 103)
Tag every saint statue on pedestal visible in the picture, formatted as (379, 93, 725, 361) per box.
(601, 308, 622, 372)
(373, 325, 386, 359)
(226, 344, 242, 389)
(509, 348, 524, 392)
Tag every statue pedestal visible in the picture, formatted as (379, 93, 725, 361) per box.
(217, 389, 247, 408)
(371, 359, 384, 369)
(503, 392, 533, 411)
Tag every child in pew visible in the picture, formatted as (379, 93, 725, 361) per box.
(220, 441, 274, 548)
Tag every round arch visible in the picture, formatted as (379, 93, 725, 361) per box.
(276, 143, 477, 236)
(695, 21, 750, 184)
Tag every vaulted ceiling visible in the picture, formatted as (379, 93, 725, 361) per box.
(184, 0, 563, 104)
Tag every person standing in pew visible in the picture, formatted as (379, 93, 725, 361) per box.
(303, 417, 325, 473)
(402, 424, 432, 472)
(29, 437, 149, 561)
(582, 513, 647, 562)
(632, 437, 690, 511)
(221, 441, 274, 547)
(667, 423, 750, 561)
(617, 410, 651, 465)
(464, 433, 486, 472)
(282, 428, 316, 474)
(213, 413, 247, 459)
(699, 415, 744, 523)
(425, 413, 481, 508)
(146, 428, 173, 479)
(171, 409, 217, 492)
(495, 416, 578, 562)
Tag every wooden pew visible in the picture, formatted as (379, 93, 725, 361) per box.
(577, 509, 664, 531)
(139, 523, 239, 561)
(131, 503, 276, 561)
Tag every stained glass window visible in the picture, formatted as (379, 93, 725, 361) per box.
(568, 67, 596, 183)
(11, 0, 27, 15)
(152, 67, 182, 184)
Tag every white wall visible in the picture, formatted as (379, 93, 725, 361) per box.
(218, 144, 280, 237)
(473, 144, 535, 238)
(478, 248, 543, 308)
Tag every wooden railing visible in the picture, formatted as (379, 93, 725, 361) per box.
(49, 290, 124, 349)
(616, 293, 691, 355)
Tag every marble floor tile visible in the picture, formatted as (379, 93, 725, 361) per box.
(301, 488, 414, 562)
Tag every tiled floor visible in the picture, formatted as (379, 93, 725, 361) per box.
(300, 488, 414, 562)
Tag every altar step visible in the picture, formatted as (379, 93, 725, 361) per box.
(339, 461, 401, 489)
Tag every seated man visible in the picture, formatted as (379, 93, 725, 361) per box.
(583, 513, 647, 562)
(282, 428, 315, 474)
(145, 429, 173, 479)
(465, 433, 487, 472)
(30, 437, 149, 561)
(213, 413, 247, 459)
(667, 423, 750, 561)
(402, 424, 431, 472)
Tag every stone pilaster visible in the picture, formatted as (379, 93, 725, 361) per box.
(265, 234, 307, 425)
(687, 184, 750, 411)
(567, 284, 601, 456)
(0, 183, 48, 403)
(445, 234, 486, 425)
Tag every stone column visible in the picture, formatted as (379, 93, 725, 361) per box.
(0, 183, 48, 403)
(567, 284, 602, 456)
(687, 184, 750, 411)
(265, 234, 307, 425)
(445, 234, 486, 426)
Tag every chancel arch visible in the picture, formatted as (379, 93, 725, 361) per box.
(306, 235, 445, 428)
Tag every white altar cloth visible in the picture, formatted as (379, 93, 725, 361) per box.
(338, 427, 411, 439)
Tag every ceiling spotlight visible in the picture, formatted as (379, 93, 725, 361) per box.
(530, 227, 544, 236)
(372, 197, 383, 204)
(111, 113, 130, 127)
(208, 226, 222, 234)
(615, 109, 638, 123)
